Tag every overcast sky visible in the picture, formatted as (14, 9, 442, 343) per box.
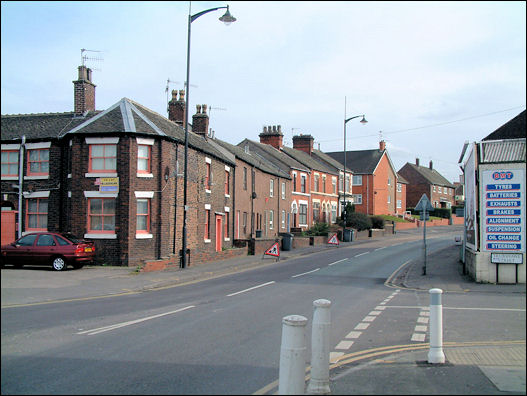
(2, 1, 525, 183)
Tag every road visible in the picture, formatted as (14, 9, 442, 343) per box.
(2, 226, 524, 394)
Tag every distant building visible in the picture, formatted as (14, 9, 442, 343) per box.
(398, 159, 455, 209)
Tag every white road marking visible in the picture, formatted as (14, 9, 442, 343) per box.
(417, 317, 429, 324)
(346, 331, 362, 339)
(414, 325, 427, 332)
(226, 281, 276, 297)
(368, 311, 382, 316)
(411, 333, 426, 342)
(328, 258, 348, 266)
(335, 340, 354, 350)
(330, 352, 345, 363)
(375, 247, 387, 251)
(77, 305, 195, 335)
(291, 268, 320, 278)
(362, 316, 377, 322)
(375, 306, 386, 310)
(354, 252, 370, 257)
(355, 323, 370, 330)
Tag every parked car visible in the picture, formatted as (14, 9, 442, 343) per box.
(0, 232, 95, 271)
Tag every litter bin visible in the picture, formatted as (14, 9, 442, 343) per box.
(280, 233, 293, 251)
(255, 230, 262, 238)
(343, 229, 352, 242)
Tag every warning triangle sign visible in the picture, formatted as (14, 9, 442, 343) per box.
(264, 242, 280, 257)
(328, 233, 339, 245)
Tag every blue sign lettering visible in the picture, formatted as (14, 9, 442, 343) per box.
(486, 209, 521, 216)
(486, 184, 520, 191)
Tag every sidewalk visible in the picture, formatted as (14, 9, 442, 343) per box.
(331, 244, 526, 395)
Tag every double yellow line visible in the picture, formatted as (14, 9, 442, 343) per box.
(253, 340, 526, 395)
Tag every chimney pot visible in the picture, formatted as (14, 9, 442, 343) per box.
(202, 104, 207, 114)
(416, 158, 420, 167)
(179, 89, 185, 101)
(263, 126, 267, 133)
(196, 104, 201, 114)
(429, 160, 433, 169)
(172, 90, 178, 100)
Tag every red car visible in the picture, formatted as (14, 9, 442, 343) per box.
(1, 232, 95, 271)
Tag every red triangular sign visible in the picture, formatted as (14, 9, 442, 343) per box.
(264, 242, 280, 257)
(328, 233, 339, 245)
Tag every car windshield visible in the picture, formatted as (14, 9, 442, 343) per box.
(61, 233, 84, 244)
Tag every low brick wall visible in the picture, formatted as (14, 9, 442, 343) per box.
(311, 235, 328, 245)
(140, 246, 247, 272)
(292, 236, 311, 249)
(370, 229, 385, 238)
(394, 222, 418, 230)
(452, 216, 464, 225)
(355, 230, 370, 240)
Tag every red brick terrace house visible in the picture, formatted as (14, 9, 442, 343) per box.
(211, 137, 292, 239)
(398, 159, 455, 209)
(281, 134, 341, 225)
(238, 126, 312, 231)
(1, 66, 238, 268)
(326, 141, 403, 215)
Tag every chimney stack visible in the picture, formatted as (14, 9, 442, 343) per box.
(379, 140, 386, 151)
(168, 89, 186, 126)
(259, 124, 283, 149)
(192, 104, 209, 137)
(429, 160, 433, 170)
(292, 134, 314, 155)
(73, 65, 96, 115)
(416, 158, 420, 167)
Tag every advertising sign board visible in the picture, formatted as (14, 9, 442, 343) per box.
(482, 169, 524, 253)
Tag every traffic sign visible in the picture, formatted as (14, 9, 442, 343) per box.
(328, 233, 339, 245)
(264, 242, 280, 257)
(415, 194, 433, 212)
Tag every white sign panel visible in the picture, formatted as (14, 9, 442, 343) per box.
(482, 169, 524, 252)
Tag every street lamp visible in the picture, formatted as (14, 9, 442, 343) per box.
(342, 97, 367, 241)
(181, 4, 236, 269)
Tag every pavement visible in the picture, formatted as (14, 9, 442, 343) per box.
(1, 228, 526, 394)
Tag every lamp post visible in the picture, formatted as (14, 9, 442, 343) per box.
(181, 3, 236, 269)
(342, 97, 367, 241)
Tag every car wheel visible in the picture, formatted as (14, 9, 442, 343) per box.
(52, 256, 67, 271)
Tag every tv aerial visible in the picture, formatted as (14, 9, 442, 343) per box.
(165, 78, 198, 105)
(81, 48, 103, 71)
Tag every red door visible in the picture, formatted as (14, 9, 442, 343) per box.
(215, 215, 222, 252)
(1, 211, 17, 245)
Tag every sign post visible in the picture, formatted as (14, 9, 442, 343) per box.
(415, 194, 434, 275)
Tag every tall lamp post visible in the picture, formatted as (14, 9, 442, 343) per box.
(181, 4, 236, 269)
(342, 97, 367, 240)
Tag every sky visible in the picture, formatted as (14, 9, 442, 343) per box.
(1, 1, 525, 183)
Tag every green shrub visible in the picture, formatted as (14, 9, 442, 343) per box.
(347, 212, 372, 231)
(305, 222, 330, 236)
(370, 215, 385, 229)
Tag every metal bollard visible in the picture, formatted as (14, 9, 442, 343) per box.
(307, 299, 331, 395)
(428, 288, 445, 364)
(279, 315, 308, 395)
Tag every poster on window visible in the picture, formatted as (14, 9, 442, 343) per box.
(464, 144, 477, 251)
(482, 169, 524, 253)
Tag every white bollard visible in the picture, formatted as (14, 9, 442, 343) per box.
(279, 315, 308, 395)
(307, 299, 331, 395)
(428, 288, 445, 364)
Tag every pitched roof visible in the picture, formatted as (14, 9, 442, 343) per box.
(402, 163, 455, 188)
(311, 149, 346, 172)
(212, 138, 290, 179)
(64, 98, 234, 165)
(325, 149, 384, 174)
(237, 139, 310, 174)
(280, 146, 339, 175)
(1, 111, 100, 141)
(483, 110, 526, 141)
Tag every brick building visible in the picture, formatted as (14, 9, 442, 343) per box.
(398, 158, 455, 209)
(1, 66, 239, 267)
(282, 134, 340, 225)
(238, 127, 312, 230)
(326, 141, 404, 215)
(212, 138, 292, 239)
